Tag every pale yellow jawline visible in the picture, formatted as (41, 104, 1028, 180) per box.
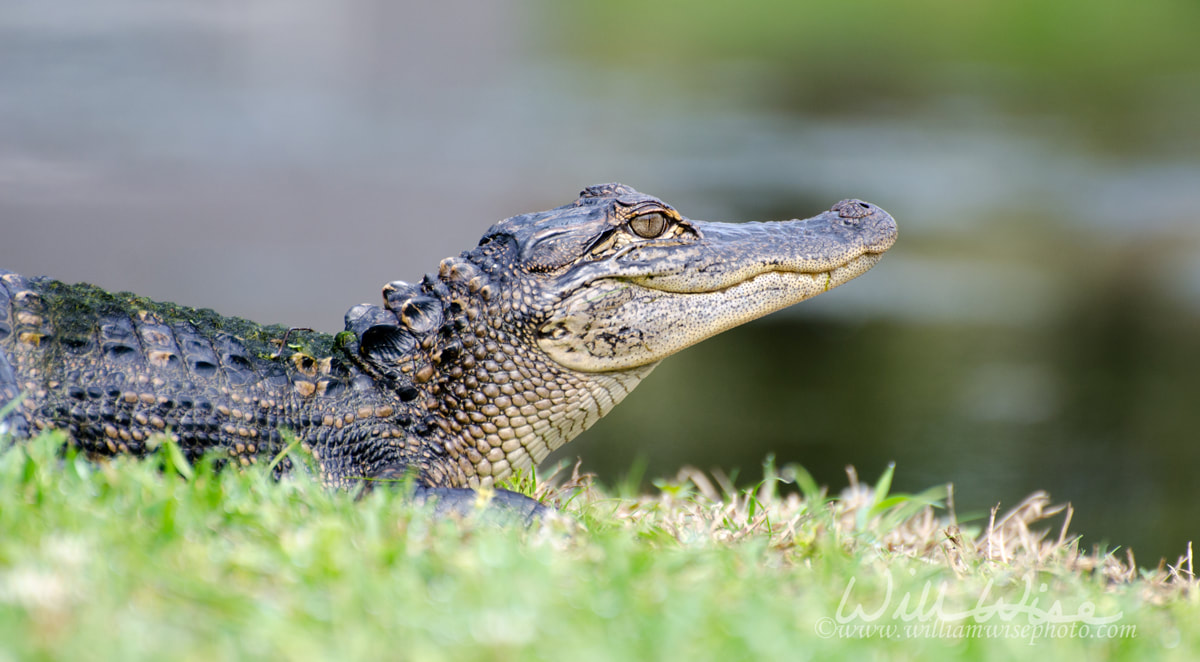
(699, 253, 882, 304)
(633, 252, 883, 297)
(632, 253, 884, 358)
(539, 252, 885, 374)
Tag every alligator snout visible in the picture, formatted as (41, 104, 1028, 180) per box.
(832, 198, 875, 218)
(826, 198, 898, 255)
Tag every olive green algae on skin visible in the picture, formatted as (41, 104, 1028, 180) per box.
(40, 279, 337, 363)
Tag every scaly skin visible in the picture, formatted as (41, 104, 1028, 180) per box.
(0, 184, 897, 514)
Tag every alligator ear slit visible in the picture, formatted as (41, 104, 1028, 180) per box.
(583, 227, 618, 255)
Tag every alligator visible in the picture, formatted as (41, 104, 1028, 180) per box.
(0, 184, 897, 517)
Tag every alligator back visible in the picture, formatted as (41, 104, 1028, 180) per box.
(0, 270, 396, 478)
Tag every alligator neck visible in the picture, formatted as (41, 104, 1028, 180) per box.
(341, 253, 655, 488)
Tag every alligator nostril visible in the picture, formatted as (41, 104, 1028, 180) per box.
(832, 198, 873, 219)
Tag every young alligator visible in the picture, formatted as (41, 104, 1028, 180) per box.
(0, 184, 897, 516)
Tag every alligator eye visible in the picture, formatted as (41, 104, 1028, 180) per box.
(629, 212, 669, 239)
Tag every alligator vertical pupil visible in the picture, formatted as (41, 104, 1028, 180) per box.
(630, 212, 669, 238)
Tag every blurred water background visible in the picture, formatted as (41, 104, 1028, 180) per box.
(1, 0, 1197, 561)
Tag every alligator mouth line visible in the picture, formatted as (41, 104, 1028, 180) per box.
(628, 252, 884, 296)
(719, 252, 883, 295)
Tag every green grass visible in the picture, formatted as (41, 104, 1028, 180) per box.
(0, 432, 1195, 661)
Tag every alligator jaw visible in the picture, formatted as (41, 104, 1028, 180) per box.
(537, 199, 897, 372)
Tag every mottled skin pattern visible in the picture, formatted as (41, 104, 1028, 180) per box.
(0, 184, 897, 515)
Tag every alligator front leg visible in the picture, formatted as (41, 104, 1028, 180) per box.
(0, 346, 29, 439)
(413, 486, 548, 524)
(361, 462, 549, 524)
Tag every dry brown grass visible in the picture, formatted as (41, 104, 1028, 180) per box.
(532, 461, 1197, 603)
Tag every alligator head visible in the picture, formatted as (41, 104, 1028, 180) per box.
(480, 183, 897, 371)
(349, 183, 896, 485)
